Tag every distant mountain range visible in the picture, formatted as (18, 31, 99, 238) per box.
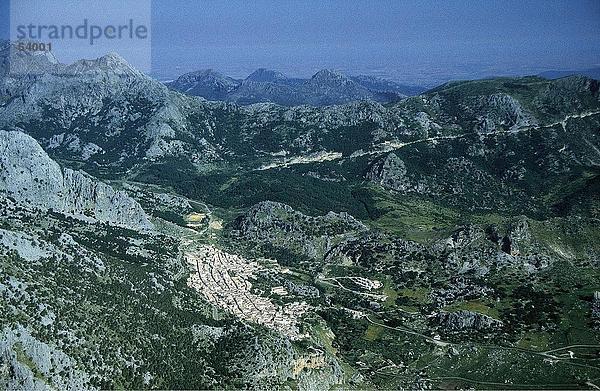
(538, 67, 600, 80)
(168, 65, 600, 107)
(166, 68, 426, 106)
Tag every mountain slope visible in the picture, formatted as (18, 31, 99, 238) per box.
(167, 69, 240, 99)
(2, 51, 599, 221)
(0, 129, 151, 229)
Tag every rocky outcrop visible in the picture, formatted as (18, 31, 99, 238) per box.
(435, 310, 503, 331)
(474, 93, 538, 133)
(592, 292, 600, 330)
(0, 130, 152, 229)
(0, 325, 92, 390)
(229, 201, 367, 261)
(438, 222, 552, 275)
(366, 153, 412, 192)
(440, 225, 486, 251)
(324, 232, 430, 273)
(365, 151, 538, 213)
(429, 279, 495, 308)
(503, 219, 533, 256)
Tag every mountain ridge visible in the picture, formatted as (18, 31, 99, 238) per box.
(0, 129, 152, 229)
(167, 67, 425, 105)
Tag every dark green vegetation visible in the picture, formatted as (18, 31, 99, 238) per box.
(137, 161, 369, 218)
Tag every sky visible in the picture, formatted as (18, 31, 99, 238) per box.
(2, 0, 599, 85)
(150, 0, 600, 84)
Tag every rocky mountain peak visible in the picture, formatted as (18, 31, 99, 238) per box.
(65, 52, 142, 77)
(245, 68, 287, 83)
(182, 68, 222, 79)
(174, 69, 236, 84)
(309, 69, 351, 85)
(166, 64, 421, 105)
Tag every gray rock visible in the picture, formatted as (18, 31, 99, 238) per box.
(0, 130, 152, 229)
(366, 153, 412, 192)
(230, 201, 367, 261)
(0, 325, 92, 390)
(593, 292, 600, 330)
(435, 310, 503, 331)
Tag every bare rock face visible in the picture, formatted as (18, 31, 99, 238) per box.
(503, 219, 533, 255)
(435, 310, 503, 331)
(0, 325, 92, 390)
(0, 130, 152, 229)
(475, 93, 538, 133)
(365, 153, 411, 192)
(592, 292, 600, 330)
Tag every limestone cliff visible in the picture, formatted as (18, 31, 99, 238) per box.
(0, 130, 152, 229)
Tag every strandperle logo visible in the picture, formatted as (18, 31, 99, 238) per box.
(14, 19, 149, 45)
(9, 0, 152, 75)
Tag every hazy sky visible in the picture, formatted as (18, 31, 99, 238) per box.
(2, 0, 599, 85)
(150, 0, 599, 83)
